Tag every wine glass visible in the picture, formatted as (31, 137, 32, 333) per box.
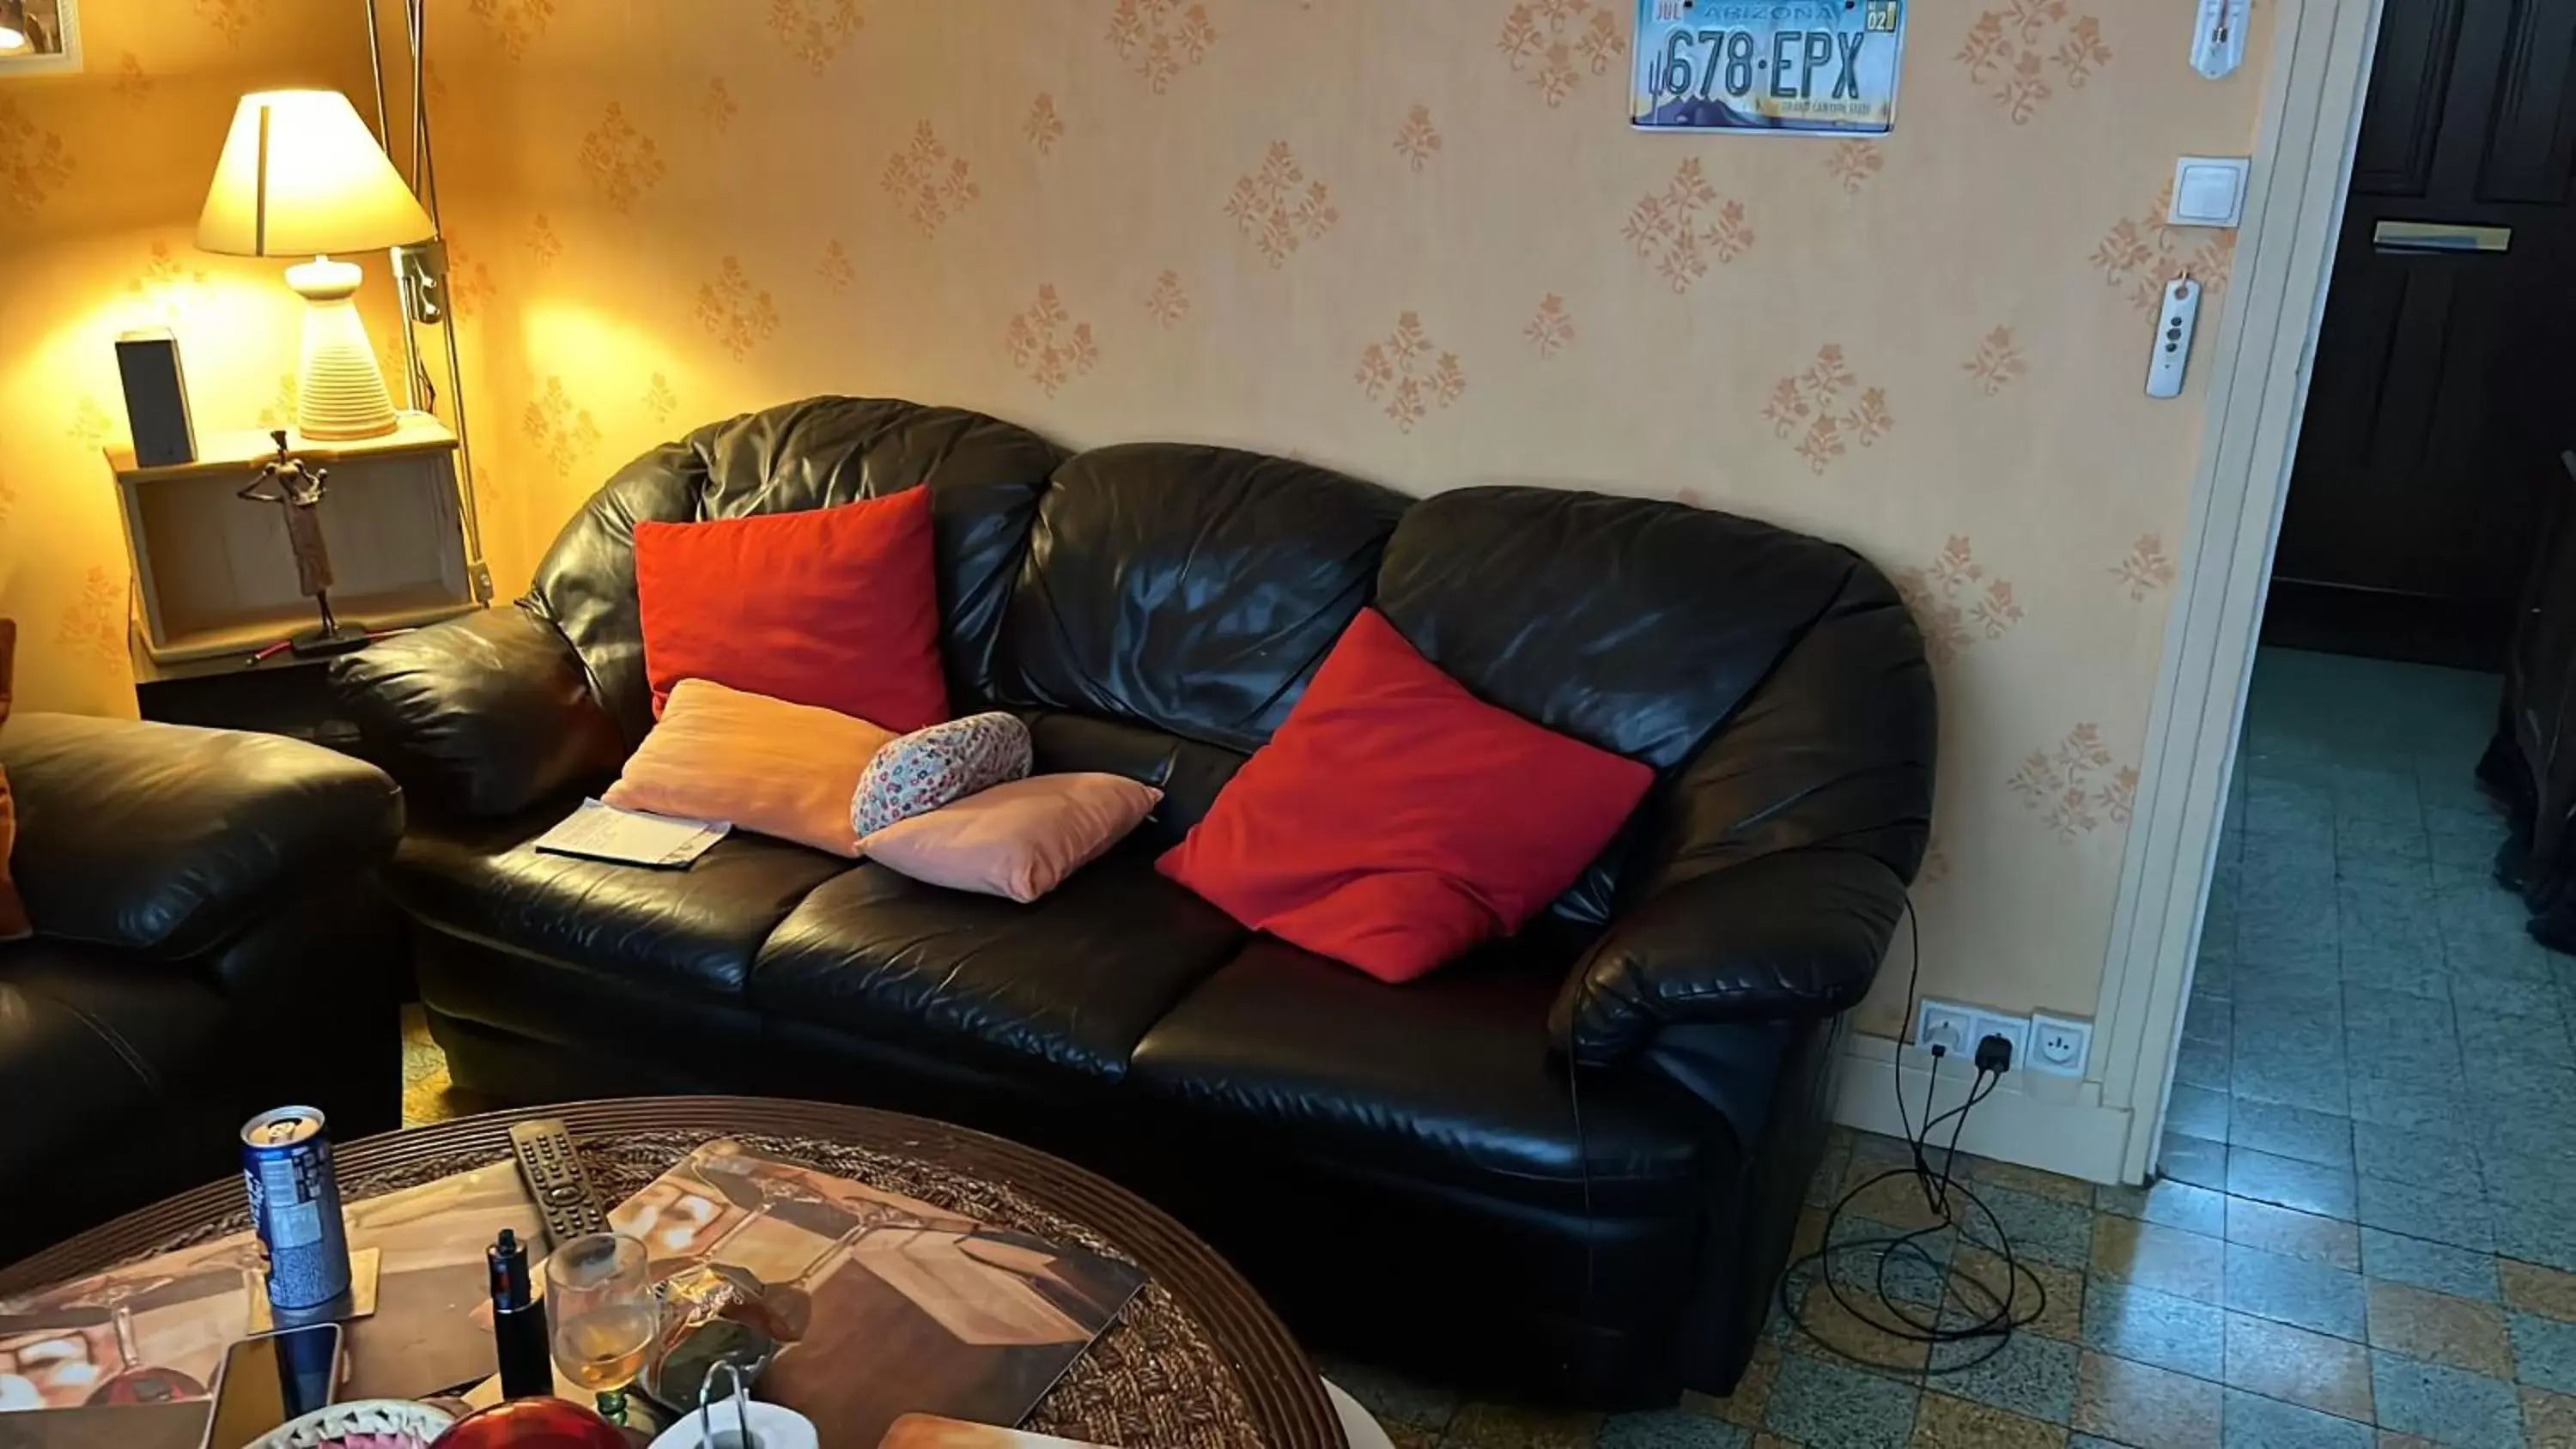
(544, 1234, 655, 1426)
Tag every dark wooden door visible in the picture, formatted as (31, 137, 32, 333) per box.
(2268, 0, 2576, 668)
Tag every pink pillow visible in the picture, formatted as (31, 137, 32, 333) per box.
(860, 773, 1161, 903)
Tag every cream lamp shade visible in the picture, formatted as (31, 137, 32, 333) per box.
(197, 89, 434, 440)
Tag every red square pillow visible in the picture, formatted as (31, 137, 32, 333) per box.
(1157, 608, 1654, 983)
(635, 488, 949, 735)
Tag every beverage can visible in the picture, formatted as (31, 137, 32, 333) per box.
(240, 1105, 353, 1311)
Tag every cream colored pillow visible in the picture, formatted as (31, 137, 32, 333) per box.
(602, 678, 895, 857)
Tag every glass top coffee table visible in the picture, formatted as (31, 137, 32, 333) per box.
(0, 1096, 1347, 1448)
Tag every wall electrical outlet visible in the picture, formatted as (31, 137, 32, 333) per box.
(1971, 1012, 2031, 1073)
(1914, 1000, 1975, 1056)
(2027, 1013, 2093, 1077)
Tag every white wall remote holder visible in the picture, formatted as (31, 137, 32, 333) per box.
(2148, 277, 2202, 400)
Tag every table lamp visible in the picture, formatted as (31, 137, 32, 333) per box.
(196, 88, 434, 440)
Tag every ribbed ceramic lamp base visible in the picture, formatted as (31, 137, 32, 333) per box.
(286, 255, 398, 441)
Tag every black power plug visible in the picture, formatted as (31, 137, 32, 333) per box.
(1975, 1033, 2014, 1075)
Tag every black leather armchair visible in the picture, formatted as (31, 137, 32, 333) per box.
(0, 714, 407, 1264)
(331, 396, 1936, 1406)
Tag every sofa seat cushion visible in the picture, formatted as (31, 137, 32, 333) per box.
(750, 847, 1245, 1082)
(387, 807, 848, 1000)
(1130, 936, 1715, 1216)
(0, 940, 229, 1182)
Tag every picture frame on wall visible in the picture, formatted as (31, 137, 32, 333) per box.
(1629, 0, 1905, 135)
(0, 0, 83, 76)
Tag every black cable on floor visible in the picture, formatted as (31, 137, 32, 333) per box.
(1777, 895, 2045, 1375)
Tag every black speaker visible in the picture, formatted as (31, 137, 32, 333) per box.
(114, 328, 197, 467)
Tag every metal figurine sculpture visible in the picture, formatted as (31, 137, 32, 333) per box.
(239, 429, 368, 658)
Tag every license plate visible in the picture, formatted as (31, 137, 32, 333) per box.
(1631, 0, 1907, 135)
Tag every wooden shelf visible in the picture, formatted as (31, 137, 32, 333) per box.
(126, 598, 483, 682)
(103, 409, 480, 679)
(105, 412, 459, 481)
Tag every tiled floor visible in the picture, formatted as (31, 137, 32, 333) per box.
(398, 651, 2576, 1447)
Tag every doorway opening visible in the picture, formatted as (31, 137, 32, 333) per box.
(2172, 0, 2576, 1301)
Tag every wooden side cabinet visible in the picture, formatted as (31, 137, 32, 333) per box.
(103, 412, 488, 740)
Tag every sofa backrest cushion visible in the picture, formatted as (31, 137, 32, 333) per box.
(1374, 487, 1905, 923)
(987, 443, 1410, 755)
(529, 397, 1065, 743)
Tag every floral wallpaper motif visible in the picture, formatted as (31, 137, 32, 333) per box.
(2094, 185, 2236, 313)
(881, 123, 980, 238)
(2, 99, 76, 216)
(1962, 326, 2028, 397)
(194, 0, 262, 45)
(2113, 534, 2179, 601)
(1958, 0, 2112, 124)
(523, 215, 564, 268)
(443, 240, 494, 318)
(578, 104, 665, 214)
(1025, 94, 1065, 157)
(55, 567, 127, 666)
(467, 0, 554, 61)
(640, 373, 679, 424)
(1108, 0, 1217, 94)
(1394, 106, 1442, 173)
(1355, 312, 1467, 433)
(1495, 0, 1622, 108)
(1893, 536, 2023, 667)
(2012, 724, 2137, 842)
(816, 239, 854, 294)
(64, 397, 112, 447)
(113, 53, 153, 100)
(696, 258, 781, 361)
(702, 79, 738, 136)
(1764, 346, 1893, 475)
(1624, 159, 1753, 294)
(521, 376, 600, 477)
(128, 240, 208, 318)
(1144, 270, 1191, 326)
(1522, 294, 1576, 360)
(1005, 286, 1102, 397)
(1826, 141, 1885, 196)
(1224, 142, 1338, 269)
(769, 0, 864, 71)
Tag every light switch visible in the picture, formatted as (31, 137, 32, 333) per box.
(2171, 157, 2250, 228)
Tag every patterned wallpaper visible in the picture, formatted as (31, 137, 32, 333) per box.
(0, 1, 392, 716)
(7, 1, 2280, 1037)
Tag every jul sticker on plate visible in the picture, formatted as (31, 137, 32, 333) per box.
(1631, 0, 1908, 136)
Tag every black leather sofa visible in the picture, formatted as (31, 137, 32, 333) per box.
(331, 396, 1935, 1406)
(0, 715, 406, 1264)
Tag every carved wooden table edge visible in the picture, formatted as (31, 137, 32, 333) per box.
(0, 1094, 1346, 1449)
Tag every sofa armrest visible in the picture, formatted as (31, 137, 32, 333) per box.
(1551, 846, 1910, 1067)
(331, 604, 625, 819)
(0, 714, 404, 960)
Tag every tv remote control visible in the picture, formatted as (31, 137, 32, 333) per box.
(509, 1119, 611, 1247)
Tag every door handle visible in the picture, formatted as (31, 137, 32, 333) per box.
(2373, 221, 2512, 254)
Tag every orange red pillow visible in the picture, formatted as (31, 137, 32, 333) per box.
(634, 487, 950, 736)
(1157, 608, 1653, 983)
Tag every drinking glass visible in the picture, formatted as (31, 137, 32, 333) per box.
(544, 1233, 655, 1426)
